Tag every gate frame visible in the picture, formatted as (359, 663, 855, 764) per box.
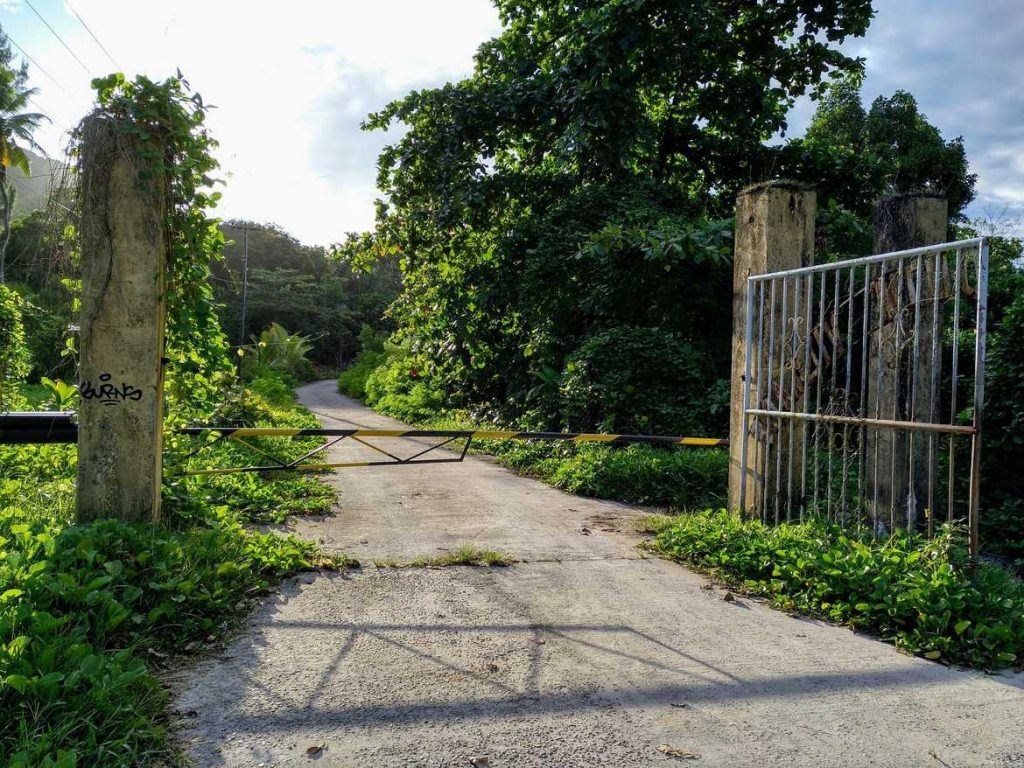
(737, 237, 989, 558)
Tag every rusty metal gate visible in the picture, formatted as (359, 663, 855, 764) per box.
(738, 237, 989, 555)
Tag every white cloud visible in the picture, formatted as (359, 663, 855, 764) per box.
(5, 0, 499, 244)
(787, 0, 1024, 232)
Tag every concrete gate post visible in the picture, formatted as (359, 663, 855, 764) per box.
(867, 194, 947, 531)
(76, 115, 167, 524)
(728, 182, 816, 515)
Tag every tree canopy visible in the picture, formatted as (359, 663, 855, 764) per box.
(355, 0, 874, 432)
(798, 75, 976, 223)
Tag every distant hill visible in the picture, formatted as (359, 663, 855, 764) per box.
(8, 148, 67, 217)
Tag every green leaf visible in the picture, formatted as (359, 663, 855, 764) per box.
(4, 674, 30, 693)
(79, 654, 103, 677)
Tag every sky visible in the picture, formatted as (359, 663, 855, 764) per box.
(1, 0, 1020, 245)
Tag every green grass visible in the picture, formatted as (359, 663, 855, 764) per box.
(649, 509, 1024, 670)
(0, 376, 345, 767)
(375, 545, 515, 568)
(490, 439, 727, 509)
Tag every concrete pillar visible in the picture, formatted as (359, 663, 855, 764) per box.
(866, 194, 947, 532)
(76, 115, 167, 524)
(729, 182, 816, 516)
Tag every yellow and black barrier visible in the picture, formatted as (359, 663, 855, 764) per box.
(175, 426, 728, 476)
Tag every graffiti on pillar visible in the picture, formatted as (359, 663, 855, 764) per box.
(79, 373, 144, 406)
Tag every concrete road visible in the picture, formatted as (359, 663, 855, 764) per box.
(174, 380, 1024, 767)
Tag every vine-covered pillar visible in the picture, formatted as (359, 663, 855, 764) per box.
(728, 182, 816, 516)
(76, 114, 167, 524)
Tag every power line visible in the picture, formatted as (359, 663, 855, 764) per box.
(3, 33, 69, 93)
(6, 174, 74, 214)
(23, 0, 93, 76)
(63, 0, 121, 71)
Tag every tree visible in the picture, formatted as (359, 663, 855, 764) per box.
(212, 220, 401, 367)
(356, 0, 874, 431)
(0, 31, 45, 283)
(789, 75, 976, 227)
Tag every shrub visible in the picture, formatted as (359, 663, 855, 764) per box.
(166, 372, 334, 524)
(246, 323, 315, 383)
(559, 326, 726, 435)
(0, 284, 30, 409)
(363, 343, 444, 423)
(652, 510, 1024, 669)
(493, 441, 728, 508)
(337, 326, 387, 400)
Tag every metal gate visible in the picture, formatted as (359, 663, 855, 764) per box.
(738, 237, 988, 555)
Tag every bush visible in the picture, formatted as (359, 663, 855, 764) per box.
(0, 284, 30, 410)
(652, 510, 1024, 669)
(337, 325, 387, 400)
(166, 372, 334, 524)
(363, 343, 444, 423)
(245, 323, 315, 383)
(559, 327, 727, 435)
(493, 441, 727, 508)
(0, 377, 339, 766)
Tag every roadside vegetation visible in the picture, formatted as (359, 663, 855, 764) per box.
(0, 429, 324, 767)
(647, 511, 1023, 670)
(0, 70, 347, 767)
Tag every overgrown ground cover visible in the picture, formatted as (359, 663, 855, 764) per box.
(648, 510, 1024, 671)
(0, 73, 348, 768)
(0, 375, 339, 767)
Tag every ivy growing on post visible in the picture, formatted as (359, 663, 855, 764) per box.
(80, 73, 232, 419)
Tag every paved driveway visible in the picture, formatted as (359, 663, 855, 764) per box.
(173, 380, 1024, 767)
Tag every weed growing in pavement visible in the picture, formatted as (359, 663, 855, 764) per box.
(374, 545, 516, 568)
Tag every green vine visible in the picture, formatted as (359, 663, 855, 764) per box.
(79, 73, 232, 418)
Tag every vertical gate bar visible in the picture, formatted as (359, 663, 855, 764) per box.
(801, 272, 813, 520)
(907, 253, 925, 531)
(872, 260, 888, 533)
(738, 278, 756, 513)
(858, 263, 871, 525)
(927, 248, 943, 536)
(755, 282, 767, 516)
(968, 239, 989, 561)
(841, 266, 855, 525)
(813, 271, 827, 517)
(766, 279, 778, 523)
(948, 249, 963, 521)
(889, 258, 906, 533)
(775, 277, 788, 524)
(787, 274, 801, 521)
(827, 268, 840, 523)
